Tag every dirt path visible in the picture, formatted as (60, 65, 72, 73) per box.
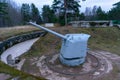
(30, 50, 120, 80)
(0, 73, 11, 80)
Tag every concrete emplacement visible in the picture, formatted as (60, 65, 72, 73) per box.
(29, 22, 90, 66)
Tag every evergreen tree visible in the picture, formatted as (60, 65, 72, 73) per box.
(52, 0, 80, 14)
(96, 7, 107, 20)
(52, 0, 81, 25)
(0, 0, 8, 27)
(42, 5, 57, 23)
(108, 2, 120, 20)
(113, 1, 120, 8)
(79, 13, 85, 20)
(31, 3, 42, 24)
(21, 3, 30, 24)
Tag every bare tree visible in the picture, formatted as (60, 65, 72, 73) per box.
(0, 0, 22, 27)
(7, 0, 22, 26)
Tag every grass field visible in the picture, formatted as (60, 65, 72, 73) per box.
(22, 26, 120, 80)
(23, 26, 120, 58)
(0, 61, 46, 80)
(0, 25, 120, 80)
(0, 25, 45, 80)
(0, 25, 39, 41)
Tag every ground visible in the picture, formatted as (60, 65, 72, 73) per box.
(0, 25, 120, 80)
(21, 49, 120, 80)
(0, 26, 45, 80)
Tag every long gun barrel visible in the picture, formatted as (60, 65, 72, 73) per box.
(29, 22, 91, 66)
(29, 22, 67, 39)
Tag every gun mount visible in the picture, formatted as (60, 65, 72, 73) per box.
(29, 22, 90, 66)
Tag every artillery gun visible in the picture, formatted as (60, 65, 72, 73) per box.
(29, 22, 90, 66)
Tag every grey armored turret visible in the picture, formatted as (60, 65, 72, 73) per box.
(29, 22, 90, 66)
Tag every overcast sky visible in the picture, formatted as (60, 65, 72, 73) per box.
(13, 0, 119, 12)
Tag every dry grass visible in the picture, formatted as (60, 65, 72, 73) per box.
(0, 25, 120, 80)
(1, 25, 120, 58)
(0, 25, 46, 80)
(0, 25, 39, 41)
(21, 26, 120, 80)
(96, 64, 119, 80)
(0, 61, 46, 80)
(22, 27, 120, 58)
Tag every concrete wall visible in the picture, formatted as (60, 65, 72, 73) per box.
(69, 21, 113, 28)
(45, 23, 54, 27)
(0, 31, 47, 55)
